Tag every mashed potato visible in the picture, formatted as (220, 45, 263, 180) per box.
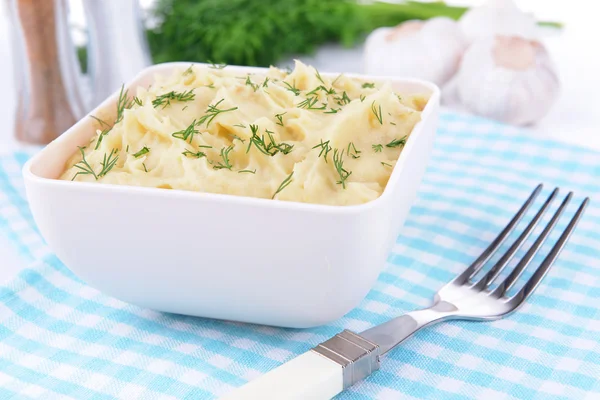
(60, 61, 427, 206)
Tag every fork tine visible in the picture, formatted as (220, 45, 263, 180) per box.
(473, 188, 559, 290)
(491, 192, 572, 297)
(452, 184, 543, 285)
(513, 196, 589, 302)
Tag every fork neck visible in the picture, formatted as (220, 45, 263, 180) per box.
(360, 302, 457, 356)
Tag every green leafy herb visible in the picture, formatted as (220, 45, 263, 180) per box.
(90, 116, 112, 150)
(213, 145, 234, 170)
(245, 75, 259, 92)
(98, 149, 119, 178)
(347, 142, 361, 159)
(315, 69, 325, 84)
(272, 171, 294, 199)
(371, 101, 383, 124)
(386, 136, 407, 148)
(335, 91, 351, 106)
(381, 162, 392, 167)
(307, 85, 336, 96)
(333, 149, 351, 189)
(205, 84, 215, 89)
(208, 61, 227, 69)
(143, 163, 148, 172)
(247, 125, 293, 156)
(183, 64, 194, 75)
(71, 147, 97, 181)
(360, 94, 366, 102)
(116, 85, 137, 123)
(332, 74, 343, 86)
(233, 123, 247, 128)
(262, 77, 270, 87)
(239, 169, 256, 174)
(152, 89, 195, 108)
(266, 129, 294, 154)
(390, 122, 396, 126)
(133, 97, 143, 106)
(324, 108, 341, 114)
(197, 99, 238, 127)
(312, 139, 332, 162)
(132, 146, 150, 158)
(182, 149, 207, 158)
(297, 96, 326, 110)
(230, 133, 246, 143)
(362, 82, 375, 89)
(172, 120, 199, 143)
(275, 112, 286, 126)
(282, 81, 300, 96)
(372, 144, 383, 153)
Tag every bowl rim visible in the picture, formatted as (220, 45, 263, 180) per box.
(22, 62, 440, 215)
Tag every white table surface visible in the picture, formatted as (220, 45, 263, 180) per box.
(0, 0, 599, 284)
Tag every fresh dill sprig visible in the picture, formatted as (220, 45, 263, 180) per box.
(262, 77, 270, 87)
(333, 149, 351, 189)
(205, 84, 215, 89)
(133, 97, 143, 106)
(381, 162, 392, 167)
(116, 85, 137, 124)
(247, 125, 293, 156)
(362, 82, 375, 89)
(208, 61, 227, 69)
(182, 149, 207, 158)
(335, 91, 351, 106)
(172, 120, 199, 143)
(245, 75, 259, 92)
(183, 64, 194, 75)
(98, 149, 119, 178)
(347, 142, 361, 159)
(282, 81, 300, 96)
(213, 145, 234, 170)
(274, 112, 286, 126)
(238, 169, 256, 174)
(152, 89, 195, 109)
(315, 69, 325, 84)
(197, 99, 238, 127)
(143, 163, 148, 172)
(324, 108, 341, 114)
(132, 146, 150, 158)
(390, 122, 397, 126)
(331, 74, 343, 86)
(230, 133, 246, 143)
(306, 85, 336, 96)
(71, 146, 97, 181)
(372, 144, 383, 153)
(272, 172, 294, 199)
(90, 116, 112, 150)
(386, 136, 407, 148)
(312, 139, 332, 162)
(297, 96, 326, 110)
(266, 130, 293, 154)
(371, 101, 383, 125)
(233, 123, 247, 128)
(359, 94, 366, 102)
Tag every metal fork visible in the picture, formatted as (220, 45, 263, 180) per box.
(222, 184, 589, 400)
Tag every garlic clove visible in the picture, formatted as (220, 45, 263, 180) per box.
(363, 17, 467, 86)
(459, 0, 538, 43)
(443, 35, 560, 126)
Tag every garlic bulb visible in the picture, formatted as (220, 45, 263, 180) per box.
(364, 17, 467, 86)
(443, 35, 560, 126)
(459, 0, 538, 43)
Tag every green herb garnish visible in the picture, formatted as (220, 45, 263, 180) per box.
(152, 89, 195, 109)
(390, 122, 396, 126)
(182, 150, 207, 158)
(282, 81, 300, 96)
(272, 171, 294, 199)
(172, 120, 199, 143)
(71, 146, 97, 181)
(347, 142, 361, 159)
(239, 169, 256, 174)
(213, 145, 234, 170)
(125, 145, 129, 152)
(333, 149, 351, 189)
(275, 112, 286, 126)
(133, 97, 143, 106)
(208, 61, 227, 69)
(90, 116, 112, 150)
(360, 94, 366, 102)
(98, 149, 119, 178)
(312, 139, 332, 162)
(233, 123, 247, 128)
(381, 162, 392, 167)
(247, 125, 293, 156)
(197, 99, 238, 127)
(335, 91, 351, 106)
(362, 82, 375, 89)
(315, 69, 325, 84)
(386, 136, 407, 148)
(143, 163, 148, 172)
(132, 146, 150, 158)
(307, 85, 336, 96)
(298, 96, 326, 110)
(116, 85, 137, 123)
(245, 75, 259, 92)
(183, 64, 194, 75)
(324, 108, 341, 114)
(262, 77, 270, 87)
(372, 144, 383, 153)
(371, 101, 383, 124)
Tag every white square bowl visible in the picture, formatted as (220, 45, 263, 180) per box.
(22, 63, 440, 328)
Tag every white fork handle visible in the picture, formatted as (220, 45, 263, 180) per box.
(219, 351, 343, 400)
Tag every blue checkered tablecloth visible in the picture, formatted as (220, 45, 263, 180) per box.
(0, 111, 599, 399)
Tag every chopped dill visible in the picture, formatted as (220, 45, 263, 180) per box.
(372, 144, 383, 153)
(152, 89, 195, 109)
(371, 101, 383, 124)
(132, 146, 150, 158)
(347, 142, 361, 159)
(381, 162, 392, 167)
(182, 150, 207, 158)
(362, 82, 375, 89)
(298, 96, 326, 110)
(71, 146, 97, 181)
(142, 163, 148, 172)
(197, 99, 238, 127)
(335, 91, 351, 105)
(172, 120, 199, 143)
(282, 81, 300, 96)
(183, 64, 194, 75)
(312, 139, 332, 162)
(275, 112, 286, 126)
(90, 115, 111, 150)
(333, 149, 351, 189)
(324, 108, 341, 114)
(245, 75, 259, 92)
(360, 94, 366, 102)
(247, 125, 293, 156)
(386, 136, 407, 148)
(98, 149, 119, 178)
(262, 77, 270, 87)
(272, 172, 294, 199)
(238, 169, 256, 174)
(233, 123, 247, 128)
(213, 145, 234, 170)
(390, 122, 397, 126)
(133, 97, 143, 106)
(315, 69, 325, 84)
(125, 145, 129, 153)
(208, 61, 227, 69)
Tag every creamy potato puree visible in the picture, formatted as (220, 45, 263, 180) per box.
(60, 61, 427, 206)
